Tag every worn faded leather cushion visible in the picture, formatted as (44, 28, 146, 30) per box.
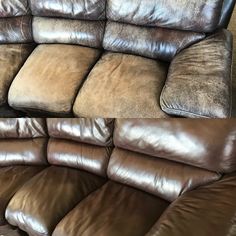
(107, 0, 223, 32)
(0, 118, 46, 138)
(103, 21, 205, 61)
(0, 166, 44, 225)
(0, 0, 29, 17)
(33, 17, 105, 48)
(0, 44, 34, 105)
(114, 119, 236, 173)
(108, 148, 220, 202)
(0, 225, 27, 236)
(47, 118, 114, 146)
(146, 173, 236, 236)
(6, 166, 106, 236)
(161, 30, 233, 118)
(30, 0, 106, 20)
(0, 16, 32, 43)
(48, 139, 112, 177)
(74, 52, 169, 118)
(53, 181, 169, 236)
(8, 44, 101, 115)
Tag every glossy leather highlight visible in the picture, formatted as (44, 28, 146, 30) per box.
(0, 0, 29, 17)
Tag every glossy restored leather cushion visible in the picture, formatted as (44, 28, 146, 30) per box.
(33, 17, 105, 48)
(0, 0, 29, 17)
(103, 21, 205, 61)
(107, 0, 223, 32)
(161, 30, 233, 118)
(218, 0, 236, 28)
(47, 118, 114, 146)
(73, 53, 169, 118)
(6, 166, 106, 236)
(0, 166, 44, 225)
(108, 148, 220, 202)
(0, 139, 48, 166)
(0, 44, 34, 106)
(8, 44, 101, 115)
(0, 16, 32, 43)
(0, 118, 46, 138)
(114, 119, 236, 173)
(146, 173, 236, 236)
(53, 181, 169, 236)
(48, 138, 112, 177)
(30, 0, 106, 20)
(0, 225, 27, 236)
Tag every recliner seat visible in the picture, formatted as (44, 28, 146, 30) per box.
(0, 0, 233, 118)
(0, 118, 236, 235)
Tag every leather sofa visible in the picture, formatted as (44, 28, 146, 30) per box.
(0, 118, 236, 236)
(0, 0, 235, 118)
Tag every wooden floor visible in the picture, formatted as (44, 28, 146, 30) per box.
(229, 8, 236, 116)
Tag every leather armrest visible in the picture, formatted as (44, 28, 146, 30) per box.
(146, 173, 236, 236)
(160, 29, 233, 118)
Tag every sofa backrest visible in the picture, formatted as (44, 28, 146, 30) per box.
(46, 118, 114, 177)
(218, 0, 236, 28)
(0, 118, 48, 166)
(0, 0, 33, 43)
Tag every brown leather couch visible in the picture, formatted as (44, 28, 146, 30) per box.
(0, 0, 235, 118)
(0, 118, 236, 236)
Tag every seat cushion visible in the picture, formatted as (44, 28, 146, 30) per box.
(6, 166, 106, 236)
(8, 44, 101, 116)
(73, 52, 169, 118)
(53, 181, 169, 236)
(0, 44, 34, 106)
(0, 166, 44, 225)
(0, 225, 27, 236)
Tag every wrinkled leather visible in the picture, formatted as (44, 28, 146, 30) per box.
(73, 52, 169, 118)
(0, 166, 44, 225)
(161, 30, 233, 118)
(53, 181, 169, 236)
(33, 17, 105, 48)
(47, 118, 114, 146)
(0, 225, 27, 236)
(114, 119, 236, 173)
(48, 138, 112, 177)
(218, 0, 236, 28)
(0, 0, 29, 17)
(108, 148, 220, 202)
(30, 0, 106, 20)
(8, 44, 101, 115)
(103, 21, 205, 61)
(0, 16, 32, 43)
(0, 44, 34, 106)
(107, 0, 223, 32)
(0, 118, 46, 138)
(6, 166, 106, 236)
(0, 139, 48, 166)
(146, 172, 236, 236)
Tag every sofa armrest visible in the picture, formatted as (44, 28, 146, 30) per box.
(160, 29, 233, 118)
(146, 173, 236, 236)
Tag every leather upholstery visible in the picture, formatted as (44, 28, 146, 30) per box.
(114, 119, 236, 173)
(0, 0, 29, 17)
(103, 21, 205, 62)
(108, 148, 220, 202)
(6, 166, 106, 236)
(0, 44, 34, 106)
(218, 0, 236, 28)
(73, 53, 169, 118)
(30, 0, 106, 20)
(0, 225, 27, 236)
(53, 181, 169, 236)
(47, 118, 114, 146)
(8, 44, 101, 115)
(0, 16, 32, 43)
(146, 173, 236, 236)
(107, 0, 223, 32)
(48, 139, 112, 177)
(33, 17, 105, 48)
(161, 30, 233, 118)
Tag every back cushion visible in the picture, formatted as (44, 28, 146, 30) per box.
(30, 0, 106, 48)
(47, 118, 114, 177)
(0, 118, 48, 166)
(114, 119, 236, 173)
(0, 0, 29, 17)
